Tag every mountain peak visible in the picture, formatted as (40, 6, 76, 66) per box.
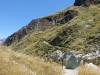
(74, 0, 100, 6)
(0, 39, 5, 45)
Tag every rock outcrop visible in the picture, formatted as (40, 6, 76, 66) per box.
(74, 0, 100, 6)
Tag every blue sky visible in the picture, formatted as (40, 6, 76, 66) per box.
(0, 0, 74, 38)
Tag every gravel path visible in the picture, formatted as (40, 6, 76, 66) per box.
(63, 66, 78, 75)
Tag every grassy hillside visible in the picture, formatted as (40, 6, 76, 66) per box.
(1, 1, 100, 75)
(0, 46, 61, 75)
(9, 5, 100, 58)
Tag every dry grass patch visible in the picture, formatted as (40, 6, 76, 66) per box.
(0, 46, 34, 75)
(0, 46, 61, 75)
(78, 65, 100, 75)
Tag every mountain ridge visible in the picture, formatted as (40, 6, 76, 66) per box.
(4, 0, 100, 46)
(4, 8, 78, 46)
(3, 0, 100, 64)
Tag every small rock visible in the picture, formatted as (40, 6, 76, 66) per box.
(48, 50, 64, 61)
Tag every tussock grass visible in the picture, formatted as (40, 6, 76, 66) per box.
(0, 46, 62, 75)
(78, 65, 100, 75)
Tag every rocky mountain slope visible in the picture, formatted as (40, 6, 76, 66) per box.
(4, 0, 100, 64)
(4, 10, 78, 46)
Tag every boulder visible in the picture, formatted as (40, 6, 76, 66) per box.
(62, 52, 81, 69)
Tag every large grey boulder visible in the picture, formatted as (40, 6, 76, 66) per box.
(62, 52, 81, 69)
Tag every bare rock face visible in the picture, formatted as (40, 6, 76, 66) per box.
(74, 0, 100, 6)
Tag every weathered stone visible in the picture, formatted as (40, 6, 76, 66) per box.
(62, 52, 81, 69)
(48, 50, 64, 61)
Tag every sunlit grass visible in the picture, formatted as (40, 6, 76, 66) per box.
(78, 65, 100, 75)
(0, 46, 62, 75)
